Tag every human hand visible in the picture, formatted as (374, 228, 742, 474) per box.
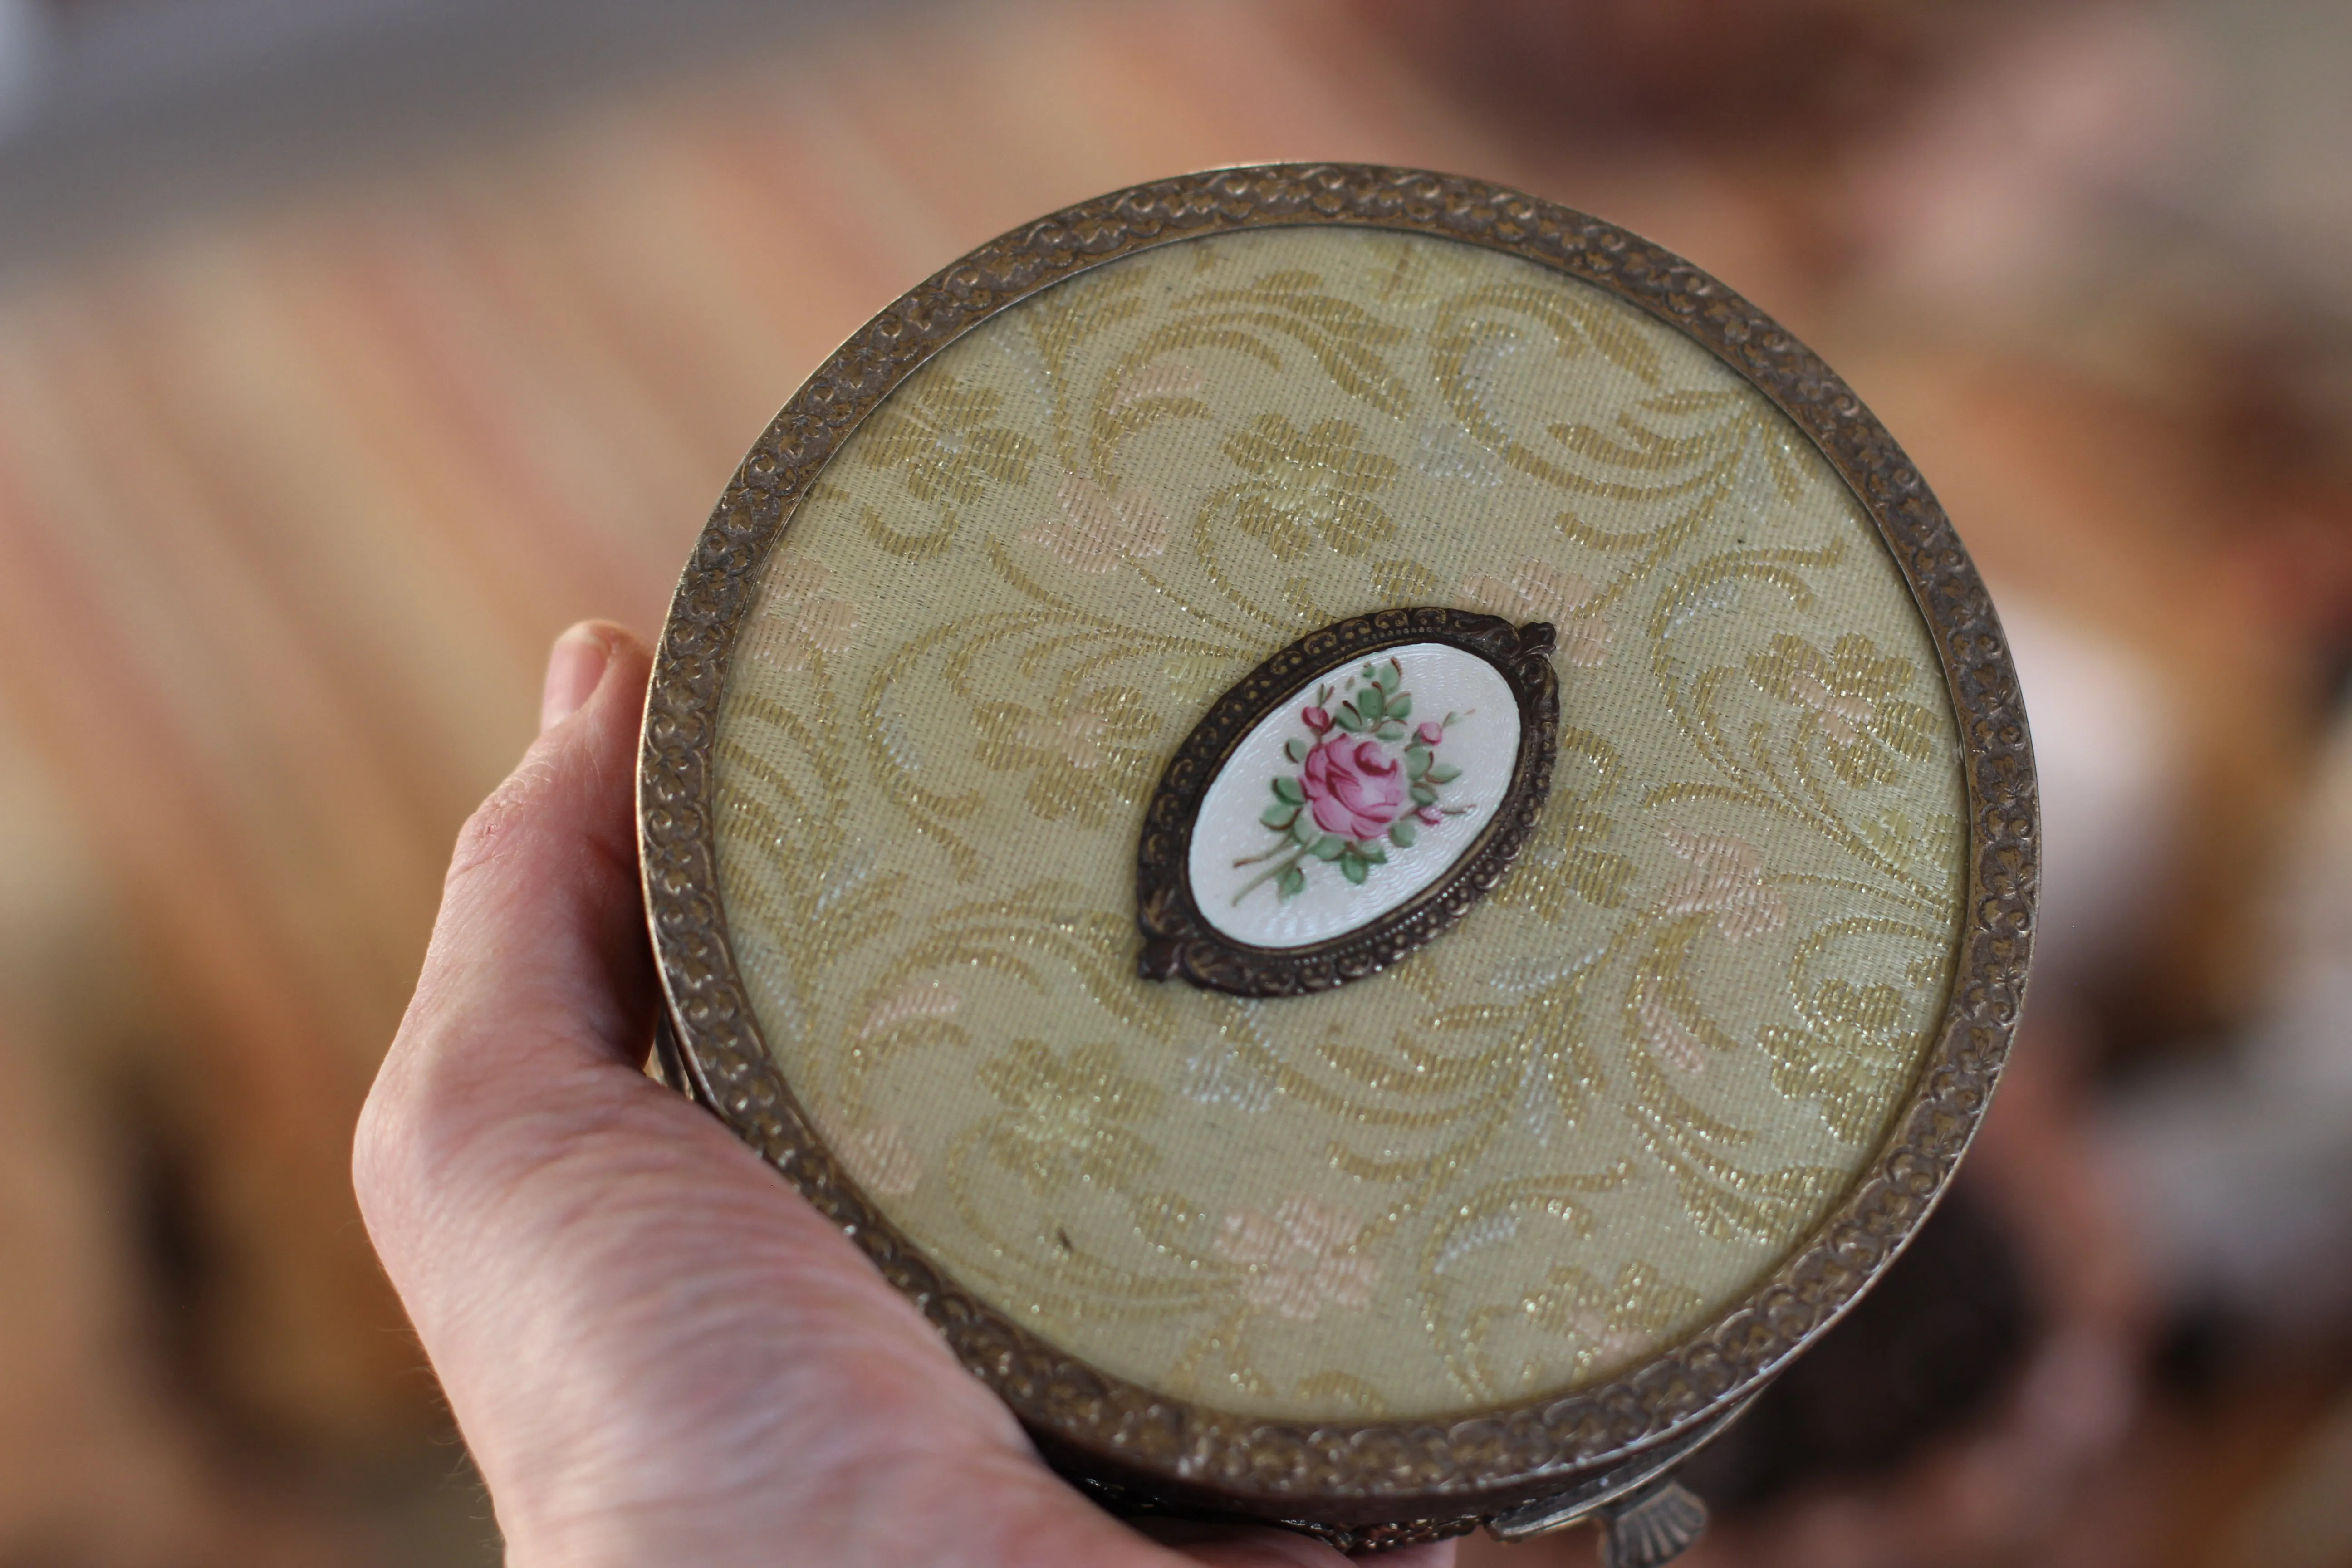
(354, 622, 1460, 1568)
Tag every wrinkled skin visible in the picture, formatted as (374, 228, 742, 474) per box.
(353, 622, 1459, 1568)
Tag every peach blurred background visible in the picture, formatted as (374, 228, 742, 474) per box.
(1, 1, 2350, 1563)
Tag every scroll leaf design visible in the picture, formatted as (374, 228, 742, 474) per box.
(1164, 268, 1413, 416)
(977, 1038, 1164, 1196)
(1221, 415, 1401, 560)
(1744, 632, 1942, 789)
(1488, 726, 1639, 920)
(1465, 1260, 1705, 1395)
(972, 685, 1165, 828)
(854, 374, 1042, 560)
(860, 375, 1041, 502)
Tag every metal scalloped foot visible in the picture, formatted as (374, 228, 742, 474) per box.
(1598, 1479, 1709, 1568)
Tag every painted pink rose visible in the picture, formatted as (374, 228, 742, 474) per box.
(1301, 705, 1332, 733)
(1417, 720, 1444, 745)
(1302, 738, 1405, 841)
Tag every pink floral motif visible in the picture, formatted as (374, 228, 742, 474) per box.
(1556, 1312, 1663, 1375)
(838, 1122, 921, 1197)
(1214, 1196, 1381, 1322)
(1015, 707, 1118, 770)
(1787, 670, 1877, 746)
(762, 556, 860, 672)
(1462, 560, 1612, 667)
(1019, 472, 1170, 573)
(857, 979, 962, 1039)
(1655, 825, 1788, 943)
(1233, 656, 1471, 904)
(811, 1096, 924, 1199)
(1637, 992, 1708, 1074)
(1106, 360, 1206, 415)
(1745, 633, 1939, 788)
(1303, 738, 1406, 840)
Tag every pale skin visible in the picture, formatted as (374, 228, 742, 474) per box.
(353, 621, 1460, 1568)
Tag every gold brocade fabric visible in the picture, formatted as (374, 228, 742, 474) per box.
(711, 226, 1966, 1422)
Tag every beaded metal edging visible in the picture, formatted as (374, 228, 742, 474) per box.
(636, 163, 2038, 1529)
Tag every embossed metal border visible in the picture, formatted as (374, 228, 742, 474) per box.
(637, 164, 2038, 1531)
(1137, 608, 1560, 997)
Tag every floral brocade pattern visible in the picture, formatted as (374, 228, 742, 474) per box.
(710, 226, 1968, 1423)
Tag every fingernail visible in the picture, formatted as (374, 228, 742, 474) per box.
(540, 623, 612, 732)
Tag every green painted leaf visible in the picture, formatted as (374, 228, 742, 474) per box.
(1279, 865, 1307, 899)
(1293, 813, 1319, 847)
(1272, 776, 1305, 805)
(1284, 736, 1310, 764)
(1261, 804, 1298, 829)
(1372, 659, 1399, 692)
(1313, 835, 1346, 861)
(1358, 841, 1387, 864)
(1407, 748, 1430, 779)
(1389, 819, 1417, 847)
(1342, 854, 1368, 884)
(1411, 783, 1438, 806)
(1427, 763, 1461, 784)
(1386, 693, 1411, 721)
(1333, 705, 1364, 733)
(1359, 685, 1385, 721)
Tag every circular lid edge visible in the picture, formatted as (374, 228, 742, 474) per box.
(633, 161, 2040, 1524)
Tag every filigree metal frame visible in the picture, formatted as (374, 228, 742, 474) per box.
(1137, 608, 1560, 997)
(637, 164, 2038, 1538)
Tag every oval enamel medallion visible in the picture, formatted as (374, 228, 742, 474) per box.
(1192, 645, 1519, 943)
(1137, 609, 1560, 995)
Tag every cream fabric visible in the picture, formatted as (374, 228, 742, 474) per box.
(711, 225, 1966, 1422)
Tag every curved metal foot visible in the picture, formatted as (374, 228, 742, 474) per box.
(1485, 1394, 1745, 1551)
(1598, 1478, 1709, 1568)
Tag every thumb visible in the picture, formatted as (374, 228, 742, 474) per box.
(354, 618, 681, 1317)
(350, 621, 1037, 1563)
(424, 618, 657, 1073)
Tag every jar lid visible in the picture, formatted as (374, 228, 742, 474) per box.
(638, 165, 2036, 1553)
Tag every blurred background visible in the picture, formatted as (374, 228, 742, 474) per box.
(1, 0, 2350, 1563)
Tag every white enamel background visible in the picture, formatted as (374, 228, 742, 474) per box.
(1187, 642, 1523, 950)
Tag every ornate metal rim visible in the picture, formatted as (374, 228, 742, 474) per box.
(636, 163, 2038, 1528)
(1137, 608, 1561, 998)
